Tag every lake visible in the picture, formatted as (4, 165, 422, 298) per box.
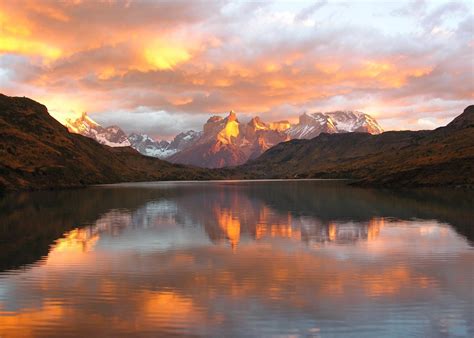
(0, 180, 473, 337)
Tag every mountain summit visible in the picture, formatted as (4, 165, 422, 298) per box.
(65, 113, 131, 147)
(169, 111, 290, 168)
(288, 111, 383, 139)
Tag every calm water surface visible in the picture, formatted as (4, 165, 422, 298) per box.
(0, 180, 473, 337)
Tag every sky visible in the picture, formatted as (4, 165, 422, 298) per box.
(0, 0, 473, 139)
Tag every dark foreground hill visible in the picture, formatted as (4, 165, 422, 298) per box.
(239, 106, 474, 187)
(0, 94, 221, 191)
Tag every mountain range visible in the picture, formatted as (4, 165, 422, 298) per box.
(64, 109, 384, 168)
(64, 113, 201, 158)
(1, 93, 472, 191)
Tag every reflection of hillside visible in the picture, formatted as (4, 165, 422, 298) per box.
(0, 181, 473, 271)
(240, 181, 473, 245)
(49, 210, 133, 255)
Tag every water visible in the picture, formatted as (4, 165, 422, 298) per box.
(0, 180, 473, 337)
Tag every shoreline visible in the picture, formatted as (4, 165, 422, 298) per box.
(2, 177, 472, 195)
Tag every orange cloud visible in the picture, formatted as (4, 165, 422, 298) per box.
(0, 9, 61, 60)
(144, 41, 192, 71)
(0, 0, 471, 133)
(0, 36, 61, 60)
(25, 3, 70, 22)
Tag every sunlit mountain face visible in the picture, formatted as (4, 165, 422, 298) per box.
(0, 181, 473, 336)
(1, 1, 472, 139)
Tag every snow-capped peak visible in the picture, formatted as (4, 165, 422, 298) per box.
(325, 111, 383, 134)
(287, 110, 383, 139)
(65, 112, 131, 147)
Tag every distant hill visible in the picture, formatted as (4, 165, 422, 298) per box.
(240, 106, 474, 187)
(0, 94, 220, 191)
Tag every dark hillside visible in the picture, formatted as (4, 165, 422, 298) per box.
(0, 94, 221, 191)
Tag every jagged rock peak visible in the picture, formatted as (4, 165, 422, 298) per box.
(227, 110, 237, 122)
(207, 115, 222, 123)
(248, 116, 268, 129)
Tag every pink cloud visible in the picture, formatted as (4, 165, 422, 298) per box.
(0, 0, 472, 136)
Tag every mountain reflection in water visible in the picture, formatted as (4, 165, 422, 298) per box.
(0, 180, 473, 337)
